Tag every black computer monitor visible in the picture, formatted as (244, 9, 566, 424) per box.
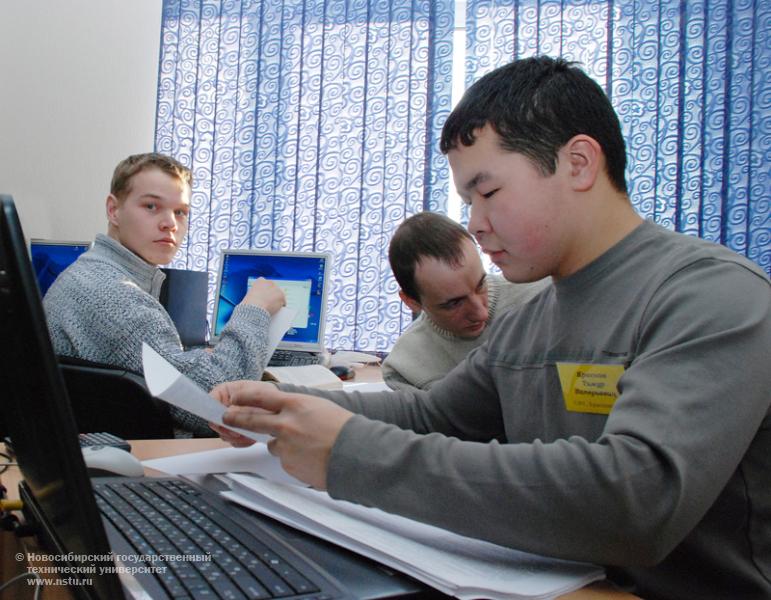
(29, 238, 91, 296)
(159, 267, 209, 347)
(0, 195, 122, 599)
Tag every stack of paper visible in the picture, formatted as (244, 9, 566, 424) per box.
(221, 473, 605, 600)
(141, 341, 605, 599)
(142, 444, 305, 487)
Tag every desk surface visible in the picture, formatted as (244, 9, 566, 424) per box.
(1, 438, 639, 599)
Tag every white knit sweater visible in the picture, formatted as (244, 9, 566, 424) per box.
(381, 275, 550, 390)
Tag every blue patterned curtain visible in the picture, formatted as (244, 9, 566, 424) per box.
(464, 0, 770, 275)
(156, 0, 454, 352)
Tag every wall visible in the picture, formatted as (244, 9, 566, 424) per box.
(0, 0, 162, 242)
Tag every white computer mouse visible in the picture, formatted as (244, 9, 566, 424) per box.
(82, 445, 145, 478)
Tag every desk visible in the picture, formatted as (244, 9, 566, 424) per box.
(347, 363, 384, 384)
(1, 439, 638, 599)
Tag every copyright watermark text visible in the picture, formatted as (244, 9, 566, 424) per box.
(11, 551, 211, 587)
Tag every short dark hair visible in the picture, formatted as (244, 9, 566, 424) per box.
(389, 212, 474, 302)
(440, 56, 627, 194)
(110, 153, 192, 200)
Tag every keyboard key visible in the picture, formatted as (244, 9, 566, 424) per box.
(233, 574, 272, 599)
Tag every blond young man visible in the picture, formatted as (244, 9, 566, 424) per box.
(44, 153, 284, 435)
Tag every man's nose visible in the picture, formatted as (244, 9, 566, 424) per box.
(159, 211, 177, 231)
(468, 199, 489, 238)
(468, 294, 489, 321)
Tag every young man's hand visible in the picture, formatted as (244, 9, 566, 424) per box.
(211, 380, 354, 490)
(241, 277, 286, 315)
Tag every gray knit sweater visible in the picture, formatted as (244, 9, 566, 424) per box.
(43, 234, 272, 435)
(381, 275, 550, 390)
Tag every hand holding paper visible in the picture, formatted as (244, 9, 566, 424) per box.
(142, 343, 271, 443)
(216, 380, 355, 490)
(141, 306, 296, 441)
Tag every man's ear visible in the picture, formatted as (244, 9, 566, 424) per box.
(565, 135, 602, 192)
(105, 194, 120, 226)
(398, 289, 422, 315)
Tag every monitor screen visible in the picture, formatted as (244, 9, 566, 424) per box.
(30, 239, 91, 296)
(212, 250, 331, 351)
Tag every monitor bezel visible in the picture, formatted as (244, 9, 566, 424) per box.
(29, 238, 93, 250)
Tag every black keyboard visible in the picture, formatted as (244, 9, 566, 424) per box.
(79, 431, 132, 452)
(268, 351, 321, 367)
(93, 479, 335, 599)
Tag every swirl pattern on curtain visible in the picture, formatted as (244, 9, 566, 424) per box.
(156, 0, 455, 352)
(464, 0, 770, 275)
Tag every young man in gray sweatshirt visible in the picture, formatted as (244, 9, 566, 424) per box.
(213, 58, 771, 599)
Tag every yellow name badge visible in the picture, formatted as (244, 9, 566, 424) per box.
(556, 363, 625, 415)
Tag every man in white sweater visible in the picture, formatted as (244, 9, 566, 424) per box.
(382, 212, 548, 390)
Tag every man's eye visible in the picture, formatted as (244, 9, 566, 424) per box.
(482, 189, 498, 199)
(145, 203, 156, 210)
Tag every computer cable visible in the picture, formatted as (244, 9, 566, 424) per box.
(0, 484, 20, 531)
(0, 483, 34, 538)
(0, 498, 23, 512)
(0, 570, 43, 600)
(0, 481, 42, 600)
(0, 450, 17, 475)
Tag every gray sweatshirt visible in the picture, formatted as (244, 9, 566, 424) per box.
(280, 222, 771, 600)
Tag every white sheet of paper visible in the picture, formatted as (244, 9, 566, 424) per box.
(142, 343, 272, 443)
(222, 474, 604, 600)
(141, 444, 303, 487)
(265, 306, 296, 352)
(141, 306, 295, 441)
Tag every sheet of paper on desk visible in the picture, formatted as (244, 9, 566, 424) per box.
(141, 444, 303, 487)
(142, 343, 272, 443)
(222, 473, 605, 600)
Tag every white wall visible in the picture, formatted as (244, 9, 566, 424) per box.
(0, 0, 162, 242)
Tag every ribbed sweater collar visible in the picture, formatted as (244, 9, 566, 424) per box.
(92, 234, 167, 298)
